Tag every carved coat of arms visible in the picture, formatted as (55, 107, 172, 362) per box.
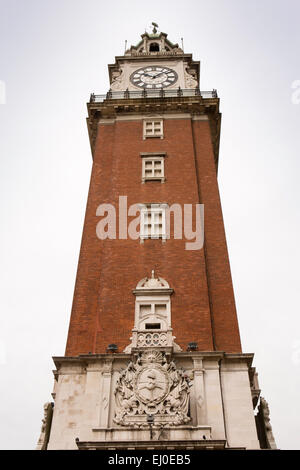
(114, 350, 191, 426)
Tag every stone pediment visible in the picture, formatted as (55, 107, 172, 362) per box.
(133, 270, 174, 296)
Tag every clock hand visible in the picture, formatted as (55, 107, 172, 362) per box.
(151, 72, 167, 79)
(147, 72, 165, 78)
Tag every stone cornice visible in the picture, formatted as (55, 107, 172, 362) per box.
(110, 53, 196, 63)
(76, 438, 228, 450)
(133, 288, 174, 296)
(52, 351, 253, 371)
(86, 96, 221, 170)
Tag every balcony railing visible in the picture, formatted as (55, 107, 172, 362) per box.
(89, 88, 217, 103)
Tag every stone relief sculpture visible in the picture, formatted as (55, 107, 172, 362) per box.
(184, 67, 198, 89)
(260, 397, 277, 449)
(114, 350, 191, 427)
(136, 271, 169, 289)
(36, 402, 53, 450)
(110, 68, 124, 91)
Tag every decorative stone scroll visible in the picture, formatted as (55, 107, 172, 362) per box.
(114, 350, 191, 427)
(184, 67, 198, 89)
(110, 68, 124, 91)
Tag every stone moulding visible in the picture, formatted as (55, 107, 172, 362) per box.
(76, 439, 226, 450)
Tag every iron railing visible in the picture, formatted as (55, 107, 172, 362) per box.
(89, 88, 217, 103)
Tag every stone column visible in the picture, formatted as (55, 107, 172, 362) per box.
(84, 361, 103, 435)
(204, 359, 226, 441)
(99, 358, 113, 428)
(192, 357, 207, 426)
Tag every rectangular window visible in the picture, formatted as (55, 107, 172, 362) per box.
(143, 119, 163, 139)
(145, 323, 161, 330)
(154, 304, 167, 315)
(140, 305, 152, 315)
(140, 204, 167, 240)
(141, 153, 165, 182)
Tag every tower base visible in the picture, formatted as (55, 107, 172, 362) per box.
(36, 349, 272, 450)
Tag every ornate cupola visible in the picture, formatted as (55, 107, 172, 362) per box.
(108, 23, 200, 92)
(125, 24, 183, 55)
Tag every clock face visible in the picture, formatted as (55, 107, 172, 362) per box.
(130, 66, 178, 89)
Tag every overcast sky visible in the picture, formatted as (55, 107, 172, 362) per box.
(0, 0, 299, 450)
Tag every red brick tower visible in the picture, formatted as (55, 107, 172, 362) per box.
(65, 38, 241, 357)
(38, 28, 277, 451)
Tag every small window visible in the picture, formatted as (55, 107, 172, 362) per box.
(140, 204, 167, 240)
(145, 323, 161, 330)
(140, 305, 152, 315)
(154, 304, 166, 315)
(149, 43, 160, 52)
(141, 153, 165, 183)
(143, 119, 163, 139)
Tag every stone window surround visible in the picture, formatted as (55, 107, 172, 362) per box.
(134, 297, 171, 331)
(140, 152, 166, 183)
(143, 118, 164, 139)
(139, 203, 168, 242)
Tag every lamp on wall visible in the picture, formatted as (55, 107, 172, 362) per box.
(107, 344, 118, 353)
(187, 342, 198, 351)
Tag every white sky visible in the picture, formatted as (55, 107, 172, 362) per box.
(0, 0, 299, 450)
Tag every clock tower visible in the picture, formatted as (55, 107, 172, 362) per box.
(37, 27, 276, 451)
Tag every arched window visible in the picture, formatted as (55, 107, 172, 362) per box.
(133, 271, 173, 331)
(149, 42, 160, 52)
(123, 271, 182, 352)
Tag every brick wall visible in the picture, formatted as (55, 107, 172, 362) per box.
(65, 117, 242, 355)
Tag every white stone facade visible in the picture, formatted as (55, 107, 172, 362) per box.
(46, 275, 261, 450)
(47, 351, 260, 450)
(110, 60, 195, 92)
